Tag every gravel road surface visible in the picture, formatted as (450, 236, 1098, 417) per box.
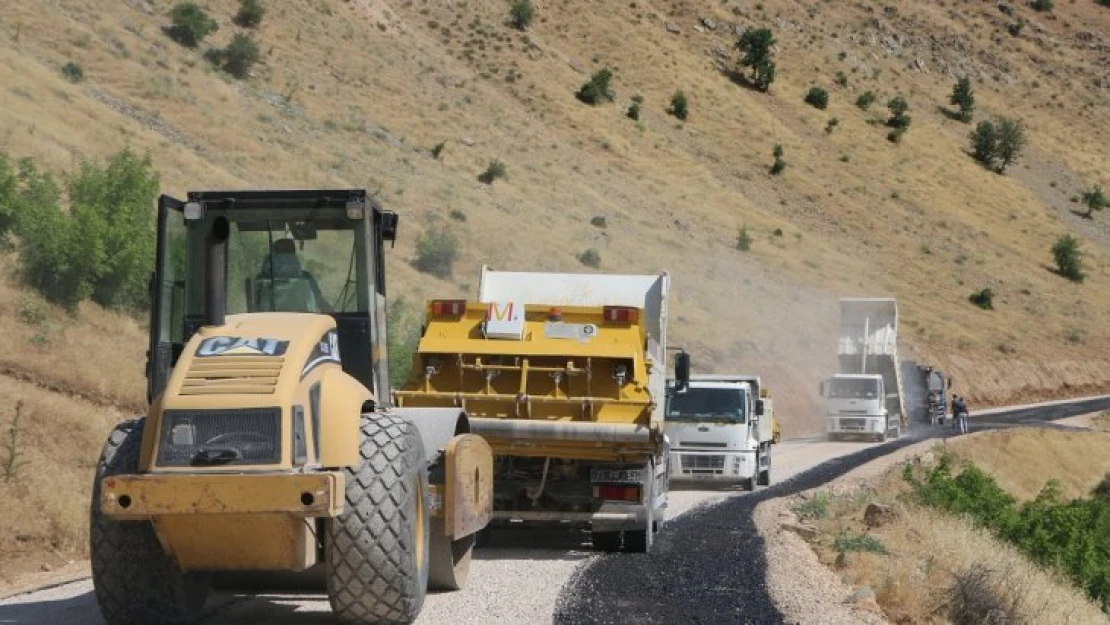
(2, 395, 1106, 625)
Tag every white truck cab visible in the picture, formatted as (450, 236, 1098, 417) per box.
(665, 375, 773, 490)
(824, 373, 888, 438)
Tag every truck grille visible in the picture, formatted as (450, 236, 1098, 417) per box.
(680, 454, 725, 470)
(156, 408, 282, 466)
(838, 418, 867, 430)
(678, 441, 728, 449)
(181, 356, 284, 395)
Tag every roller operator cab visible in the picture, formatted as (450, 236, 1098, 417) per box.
(90, 190, 493, 625)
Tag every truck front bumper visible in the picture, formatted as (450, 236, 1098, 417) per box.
(827, 416, 885, 434)
(669, 450, 755, 482)
(100, 471, 346, 520)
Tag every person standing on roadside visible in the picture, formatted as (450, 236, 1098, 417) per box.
(950, 394, 960, 430)
(954, 396, 970, 434)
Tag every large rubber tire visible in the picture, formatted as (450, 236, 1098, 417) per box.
(428, 516, 474, 591)
(326, 414, 430, 625)
(91, 419, 209, 625)
(591, 531, 622, 552)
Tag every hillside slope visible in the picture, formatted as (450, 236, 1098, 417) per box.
(1, 0, 1107, 432)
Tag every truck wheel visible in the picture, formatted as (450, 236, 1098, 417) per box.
(91, 419, 209, 625)
(624, 528, 652, 553)
(326, 414, 429, 625)
(428, 517, 474, 591)
(591, 531, 622, 552)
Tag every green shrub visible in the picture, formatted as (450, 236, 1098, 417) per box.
(887, 95, 910, 127)
(626, 101, 641, 120)
(905, 456, 1110, 611)
(825, 117, 839, 134)
(669, 90, 688, 120)
(431, 141, 446, 159)
(737, 28, 776, 91)
(0, 154, 17, 239)
(949, 76, 975, 122)
(994, 117, 1026, 173)
(1082, 185, 1108, 218)
(576, 69, 615, 105)
(1094, 473, 1110, 499)
(577, 248, 601, 268)
(970, 119, 998, 166)
(386, 297, 421, 389)
(792, 490, 830, 519)
(234, 0, 266, 28)
(736, 225, 753, 251)
(207, 33, 260, 79)
(413, 226, 460, 278)
(478, 159, 508, 184)
(448, 209, 466, 222)
(168, 2, 218, 48)
(1051, 234, 1085, 282)
(969, 288, 994, 310)
(590, 215, 607, 228)
(833, 532, 888, 554)
(510, 0, 535, 30)
(834, 71, 848, 88)
(769, 144, 786, 175)
(855, 90, 877, 109)
(61, 62, 84, 83)
(804, 86, 829, 109)
(1032, 0, 1054, 11)
(12, 150, 158, 310)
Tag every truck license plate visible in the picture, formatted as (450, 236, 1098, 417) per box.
(591, 469, 643, 483)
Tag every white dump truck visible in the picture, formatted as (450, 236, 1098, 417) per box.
(823, 298, 906, 442)
(666, 375, 774, 490)
(394, 266, 687, 553)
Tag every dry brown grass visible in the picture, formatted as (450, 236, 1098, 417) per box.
(799, 428, 1110, 623)
(946, 426, 1110, 501)
(0, 0, 1104, 426)
(0, 376, 126, 584)
(1093, 411, 1110, 433)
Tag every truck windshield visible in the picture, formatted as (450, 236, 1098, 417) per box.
(829, 378, 880, 399)
(666, 388, 747, 423)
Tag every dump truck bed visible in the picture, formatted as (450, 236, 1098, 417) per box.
(835, 298, 906, 427)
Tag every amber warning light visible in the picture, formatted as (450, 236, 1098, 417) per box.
(603, 306, 639, 324)
(431, 300, 466, 317)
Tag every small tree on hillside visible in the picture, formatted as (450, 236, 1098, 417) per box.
(1051, 234, 1084, 283)
(168, 2, 218, 48)
(970, 117, 1025, 174)
(1080, 185, 1108, 218)
(234, 0, 266, 28)
(207, 33, 261, 79)
(576, 69, 615, 105)
(970, 119, 998, 166)
(886, 95, 911, 142)
(510, 0, 535, 30)
(670, 90, 688, 120)
(949, 76, 975, 122)
(995, 117, 1026, 173)
(737, 28, 776, 92)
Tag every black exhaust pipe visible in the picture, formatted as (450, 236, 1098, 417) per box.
(206, 216, 230, 327)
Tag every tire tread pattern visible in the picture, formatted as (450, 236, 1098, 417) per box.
(326, 413, 427, 625)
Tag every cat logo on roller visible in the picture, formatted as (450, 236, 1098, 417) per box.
(196, 336, 289, 357)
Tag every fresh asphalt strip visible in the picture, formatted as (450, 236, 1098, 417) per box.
(552, 395, 1110, 625)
